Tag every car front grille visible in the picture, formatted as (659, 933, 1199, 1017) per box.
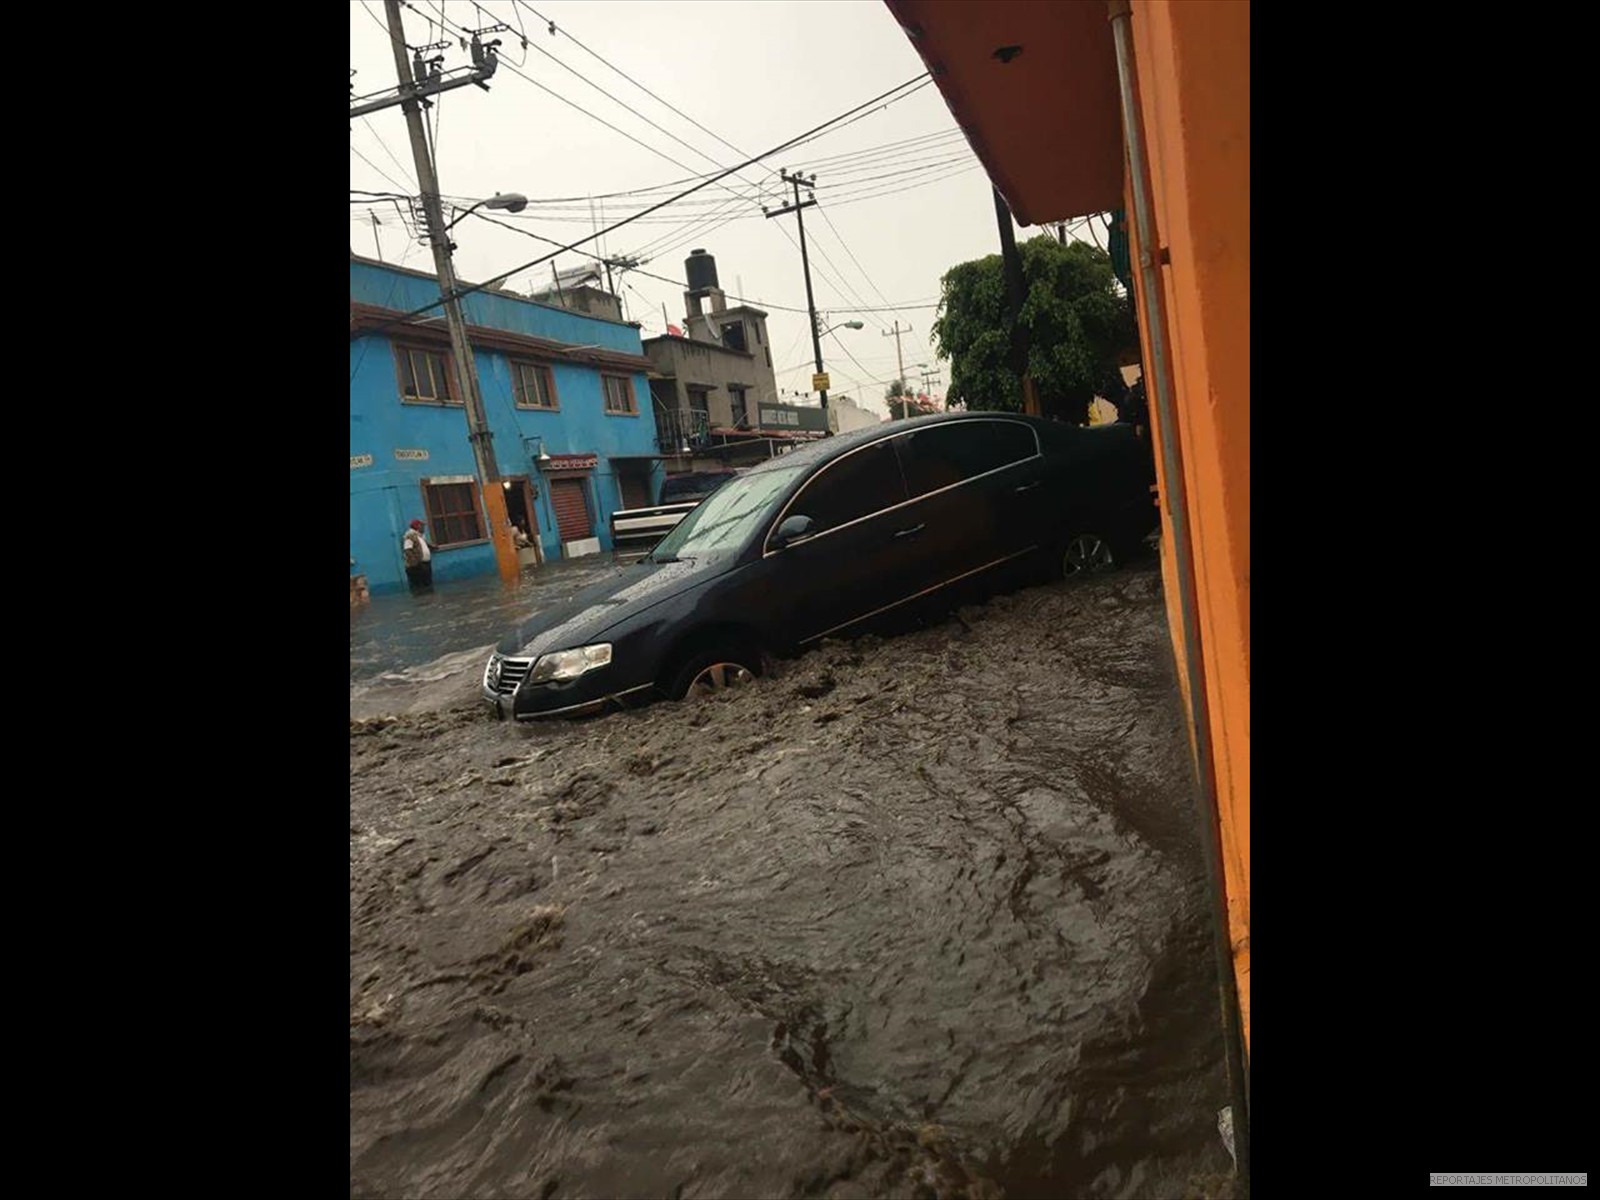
(488, 654, 534, 696)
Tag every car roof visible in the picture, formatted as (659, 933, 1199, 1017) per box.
(741, 411, 1060, 478)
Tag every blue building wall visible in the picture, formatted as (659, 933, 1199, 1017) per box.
(350, 260, 663, 595)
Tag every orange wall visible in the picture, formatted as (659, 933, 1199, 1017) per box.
(1128, 0, 1251, 1056)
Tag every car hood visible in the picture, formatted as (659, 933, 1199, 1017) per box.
(495, 555, 726, 658)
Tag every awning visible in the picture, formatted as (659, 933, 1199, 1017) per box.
(883, 0, 1123, 225)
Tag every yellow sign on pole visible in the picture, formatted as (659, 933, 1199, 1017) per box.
(811, 372, 831, 392)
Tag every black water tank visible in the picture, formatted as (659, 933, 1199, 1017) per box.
(685, 249, 719, 293)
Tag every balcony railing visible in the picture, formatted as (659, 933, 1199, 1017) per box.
(654, 404, 711, 454)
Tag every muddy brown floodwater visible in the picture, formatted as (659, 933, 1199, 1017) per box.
(350, 562, 1238, 1200)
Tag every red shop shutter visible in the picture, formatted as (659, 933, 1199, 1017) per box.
(551, 477, 593, 542)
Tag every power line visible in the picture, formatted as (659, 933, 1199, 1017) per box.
(350, 82, 930, 342)
(803, 164, 986, 212)
(518, 29, 759, 187)
(772, 218, 878, 328)
(515, 0, 756, 165)
(427, 3, 776, 224)
(351, 144, 413, 193)
(812, 152, 976, 192)
(815, 202, 933, 367)
(612, 158, 979, 265)
(787, 129, 966, 169)
(485, 154, 980, 225)
(408, 152, 971, 231)
(470, 139, 969, 213)
(425, 126, 962, 211)
(625, 189, 755, 259)
(465, 206, 874, 317)
(500, 0, 531, 67)
(399, 0, 784, 290)
(819, 335, 917, 395)
(352, 73, 932, 339)
(505, 2, 940, 216)
(359, 116, 416, 188)
(351, 237, 426, 383)
(364, 161, 985, 253)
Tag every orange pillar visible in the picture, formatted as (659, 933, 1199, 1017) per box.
(480, 483, 520, 585)
(1126, 0, 1251, 1056)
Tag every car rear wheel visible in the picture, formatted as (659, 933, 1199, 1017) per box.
(665, 640, 764, 701)
(1060, 532, 1117, 578)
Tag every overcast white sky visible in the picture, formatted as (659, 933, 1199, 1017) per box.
(350, 0, 1102, 418)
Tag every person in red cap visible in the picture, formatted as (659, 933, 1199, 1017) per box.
(402, 519, 433, 593)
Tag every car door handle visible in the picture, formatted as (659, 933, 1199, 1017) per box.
(1013, 480, 1042, 493)
(892, 523, 926, 539)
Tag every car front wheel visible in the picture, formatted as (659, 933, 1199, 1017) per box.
(665, 640, 764, 701)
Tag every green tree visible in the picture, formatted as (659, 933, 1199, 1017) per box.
(929, 236, 1135, 423)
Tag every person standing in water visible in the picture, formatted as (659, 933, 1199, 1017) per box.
(402, 519, 433, 593)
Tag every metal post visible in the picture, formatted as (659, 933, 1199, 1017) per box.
(1107, 0, 1249, 1174)
(993, 186, 1038, 415)
(383, 0, 518, 586)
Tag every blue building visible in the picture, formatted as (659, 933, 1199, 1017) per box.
(350, 255, 663, 594)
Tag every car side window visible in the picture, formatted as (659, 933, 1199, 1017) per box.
(895, 420, 1039, 497)
(989, 420, 1040, 466)
(788, 439, 908, 534)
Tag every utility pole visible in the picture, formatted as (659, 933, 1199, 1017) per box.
(883, 321, 911, 388)
(764, 171, 830, 419)
(352, 19, 501, 119)
(370, 211, 383, 261)
(382, 0, 519, 586)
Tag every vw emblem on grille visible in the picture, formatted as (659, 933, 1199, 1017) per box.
(487, 657, 502, 690)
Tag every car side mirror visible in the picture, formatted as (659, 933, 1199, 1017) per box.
(770, 514, 816, 551)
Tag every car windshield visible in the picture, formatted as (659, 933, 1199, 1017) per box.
(648, 464, 806, 563)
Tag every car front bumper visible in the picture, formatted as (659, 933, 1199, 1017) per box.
(482, 653, 656, 720)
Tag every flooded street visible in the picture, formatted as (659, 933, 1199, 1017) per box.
(350, 562, 1237, 1199)
(352, 558, 622, 719)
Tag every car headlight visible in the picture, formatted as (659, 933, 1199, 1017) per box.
(526, 643, 612, 683)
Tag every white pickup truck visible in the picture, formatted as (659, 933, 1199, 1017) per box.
(608, 501, 701, 559)
(608, 469, 743, 560)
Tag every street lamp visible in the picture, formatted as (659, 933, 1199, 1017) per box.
(818, 319, 865, 336)
(806, 316, 864, 430)
(444, 192, 529, 232)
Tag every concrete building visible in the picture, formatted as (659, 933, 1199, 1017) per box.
(642, 250, 831, 472)
(829, 393, 883, 434)
(349, 255, 662, 594)
(529, 264, 626, 323)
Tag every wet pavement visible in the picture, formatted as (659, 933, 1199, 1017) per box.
(350, 560, 1238, 1200)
